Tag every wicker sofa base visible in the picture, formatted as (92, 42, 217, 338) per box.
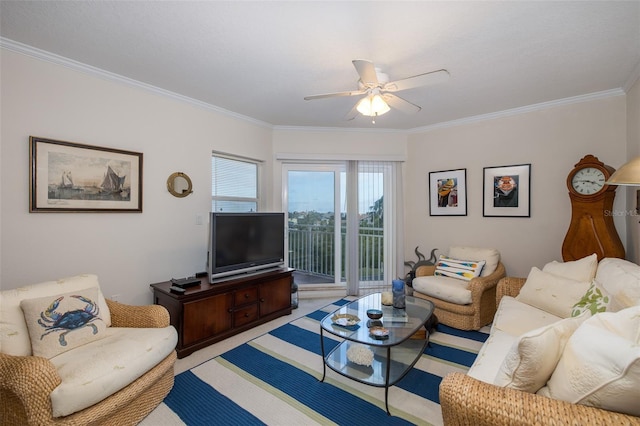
(440, 372, 640, 425)
(1, 351, 176, 426)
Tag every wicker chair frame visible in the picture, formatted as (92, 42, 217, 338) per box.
(412, 262, 506, 330)
(1, 299, 176, 425)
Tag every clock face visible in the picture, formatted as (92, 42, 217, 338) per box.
(571, 167, 606, 195)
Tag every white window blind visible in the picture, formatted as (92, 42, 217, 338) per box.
(211, 154, 259, 212)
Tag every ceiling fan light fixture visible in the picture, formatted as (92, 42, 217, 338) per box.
(356, 94, 390, 117)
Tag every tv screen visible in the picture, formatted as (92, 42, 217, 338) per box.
(208, 212, 285, 281)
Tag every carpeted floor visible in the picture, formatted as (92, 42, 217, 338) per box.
(141, 299, 489, 425)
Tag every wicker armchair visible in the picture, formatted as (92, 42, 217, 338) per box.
(439, 276, 640, 426)
(1, 299, 176, 426)
(412, 262, 506, 330)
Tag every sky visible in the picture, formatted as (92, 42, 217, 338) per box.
(287, 171, 383, 214)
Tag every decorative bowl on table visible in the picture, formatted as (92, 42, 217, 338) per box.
(369, 326, 390, 340)
(331, 313, 360, 328)
(366, 309, 383, 320)
(366, 309, 384, 328)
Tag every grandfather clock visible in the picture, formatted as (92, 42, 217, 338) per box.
(562, 155, 625, 261)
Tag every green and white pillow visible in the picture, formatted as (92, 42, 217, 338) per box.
(20, 287, 107, 359)
(434, 255, 486, 281)
(571, 280, 611, 317)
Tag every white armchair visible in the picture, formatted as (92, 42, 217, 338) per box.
(411, 247, 506, 330)
(0, 274, 177, 425)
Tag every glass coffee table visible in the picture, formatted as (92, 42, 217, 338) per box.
(319, 293, 435, 415)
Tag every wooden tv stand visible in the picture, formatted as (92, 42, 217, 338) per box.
(150, 268, 293, 358)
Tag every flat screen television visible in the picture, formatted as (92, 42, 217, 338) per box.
(208, 212, 285, 281)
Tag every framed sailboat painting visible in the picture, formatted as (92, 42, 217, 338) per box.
(29, 137, 143, 212)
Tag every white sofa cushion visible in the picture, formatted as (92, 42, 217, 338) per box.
(537, 305, 640, 416)
(448, 247, 500, 277)
(467, 328, 516, 384)
(0, 274, 111, 356)
(493, 296, 563, 337)
(542, 253, 598, 282)
(412, 275, 472, 304)
(515, 267, 591, 318)
(494, 312, 589, 393)
(50, 325, 178, 418)
(434, 255, 486, 281)
(595, 257, 640, 311)
(20, 287, 108, 358)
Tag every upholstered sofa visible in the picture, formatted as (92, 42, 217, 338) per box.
(412, 247, 506, 330)
(0, 274, 178, 425)
(439, 256, 640, 425)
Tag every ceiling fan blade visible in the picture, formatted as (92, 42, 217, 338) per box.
(304, 89, 367, 101)
(383, 69, 450, 92)
(344, 102, 359, 121)
(384, 93, 421, 114)
(352, 59, 379, 86)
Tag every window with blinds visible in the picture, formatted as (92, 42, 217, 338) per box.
(211, 154, 259, 212)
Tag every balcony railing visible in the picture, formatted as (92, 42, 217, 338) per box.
(288, 223, 384, 284)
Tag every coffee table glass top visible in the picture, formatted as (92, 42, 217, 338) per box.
(320, 293, 435, 346)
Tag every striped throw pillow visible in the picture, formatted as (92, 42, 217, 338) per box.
(434, 255, 486, 281)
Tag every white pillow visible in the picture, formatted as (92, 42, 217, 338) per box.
(448, 247, 500, 277)
(20, 288, 107, 358)
(537, 306, 640, 416)
(595, 257, 640, 311)
(494, 312, 589, 393)
(434, 255, 486, 281)
(515, 267, 591, 318)
(571, 280, 612, 317)
(542, 253, 598, 283)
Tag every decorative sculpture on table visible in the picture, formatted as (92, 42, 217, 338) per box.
(404, 246, 438, 286)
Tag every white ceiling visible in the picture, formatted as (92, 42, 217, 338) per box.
(1, 1, 639, 131)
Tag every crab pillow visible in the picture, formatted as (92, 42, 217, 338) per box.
(20, 287, 107, 359)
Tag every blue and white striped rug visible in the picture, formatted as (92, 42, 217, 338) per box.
(146, 299, 488, 426)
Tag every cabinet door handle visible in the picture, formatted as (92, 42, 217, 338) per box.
(244, 293, 250, 298)
(228, 308, 232, 313)
(260, 298, 265, 302)
(244, 313, 250, 318)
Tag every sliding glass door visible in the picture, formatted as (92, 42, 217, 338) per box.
(284, 164, 344, 286)
(283, 161, 396, 294)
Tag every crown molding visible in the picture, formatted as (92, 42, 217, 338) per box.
(623, 60, 640, 93)
(272, 125, 406, 134)
(0, 37, 272, 129)
(1, 37, 631, 135)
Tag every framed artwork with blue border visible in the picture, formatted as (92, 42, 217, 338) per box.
(429, 168, 467, 216)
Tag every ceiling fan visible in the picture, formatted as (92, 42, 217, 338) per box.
(304, 59, 449, 123)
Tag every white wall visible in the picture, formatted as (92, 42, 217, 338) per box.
(1, 49, 273, 304)
(405, 96, 628, 277)
(1, 47, 634, 303)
